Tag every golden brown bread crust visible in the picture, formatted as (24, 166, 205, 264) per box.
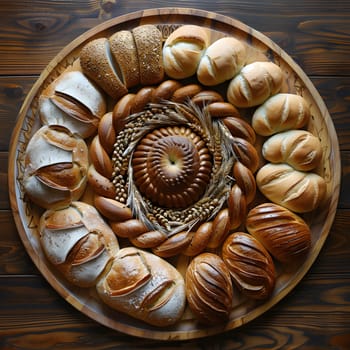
(197, 36, 246, 86)
(132, 24, 164, 85)
(39, 201, 119, 287)
(79, 37, 128, 100)
(96, 247, 186, 327)
(185, 252, 233, 324)
(252, 93, 310, 136)
(227, 61, 283, 108)
(23, 125, 89, 210)
(262, 129, 323, 171)
(163, 24, 209, 79)
(109, 30, 140, 88)
(245, 203, 312, 263)
(256, 163, 327, 213)
(222, 232, 275, 299)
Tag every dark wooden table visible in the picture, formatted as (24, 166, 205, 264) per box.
(1, 1, 349, 349)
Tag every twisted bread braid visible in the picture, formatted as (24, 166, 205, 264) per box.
(88, 80, 258, 258)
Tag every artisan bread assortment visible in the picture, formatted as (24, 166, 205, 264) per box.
(21, 22, 330, 328)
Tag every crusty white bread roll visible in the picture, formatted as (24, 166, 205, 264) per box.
(252, 93, 310, 136)
(39, 201, 119, 287)
(132, 24, 164, 85)
(197, 36, 246, 86)
(246, 202, 311, 263)
(227, 61, 283, 107)
(262, 129, 323, 171)
(109, 30, 140, 88)
(222, 232, 275, 299)
(80, 37, 128, 100)
(185, 253, 233, 324)
(39, 70, 106, 138)
(96, 247, 186, 327)
(163, 24, 209, 79)
(256, 163, 327, 213)
(23, 125, 89, 210)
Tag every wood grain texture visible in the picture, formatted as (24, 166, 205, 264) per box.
(1, 0, 349, 348)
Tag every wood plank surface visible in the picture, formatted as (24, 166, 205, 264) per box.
(1, 0, 349, 348)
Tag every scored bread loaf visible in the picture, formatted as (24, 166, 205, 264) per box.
(185, 252, 233, 325)
(39, 201, 119, 287)
(163, 24, 209, 79)
(222, 232, 275, 300)
(132, 24, 164, 85)
(246, 202, 311, 263)
(23, 125, 89, 210)
(39, 69, 107, 138)
(79, 37, 128, 100)
(256, 163, 326, 213)
(252, 93, 310, 136)
(96, 247, 186, 327)
(227, 61, 283, 108)
(197, 36, 246, 86)
(262, 129, 323, 171)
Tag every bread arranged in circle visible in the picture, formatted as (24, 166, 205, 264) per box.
(21, 22, 330, 328)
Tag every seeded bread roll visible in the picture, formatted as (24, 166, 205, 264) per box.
(80, 37, 128, 100)
(39, 69, 106, 138)
(109, 30, 140, 88)
(262, 129, 323, 171)
(252, 93, 310, 136)
(256, 163, 327, 213)
(132, 24, 164, 85)
(96, 247, 186, 327)
(246, 203, 311, 263)
(227, 61, 283, 108)
(197, 36, 246, 86)
(163, 24, 209, 79)
(39, 201, 119, 287)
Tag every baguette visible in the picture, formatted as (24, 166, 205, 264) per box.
(227, 61, 283, 107)
(163, 25, 209, 79)
(262, 129, 323, 171)
(96, 247, 186, 327)
(256, 163, 326, 213)
(197, 36, 246, 86)
(252, 93, 310, 136)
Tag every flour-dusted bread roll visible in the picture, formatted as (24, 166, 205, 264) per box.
(252, 93, 310, 136)
(227, 61, 283, 108)
(256, 163, 326, 213)
(262, 129, 323, 171)
(197, 37, 246, 86)
(96, 247, 186, 327)
(132, 24, 164, 85)
(39, 70, 107, 138)
(23, 125, 89, 210)
(222, 232, 275, 300)
(109, 30, 140, 88)
(80, 37, 128, 100)
(39, 201, 119, 287)
(163, 25, 209, 79)
(186, 253, 233, 325)
(246, 203, 311, 263)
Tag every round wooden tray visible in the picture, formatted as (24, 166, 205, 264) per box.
(8, 8, 341, 340)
